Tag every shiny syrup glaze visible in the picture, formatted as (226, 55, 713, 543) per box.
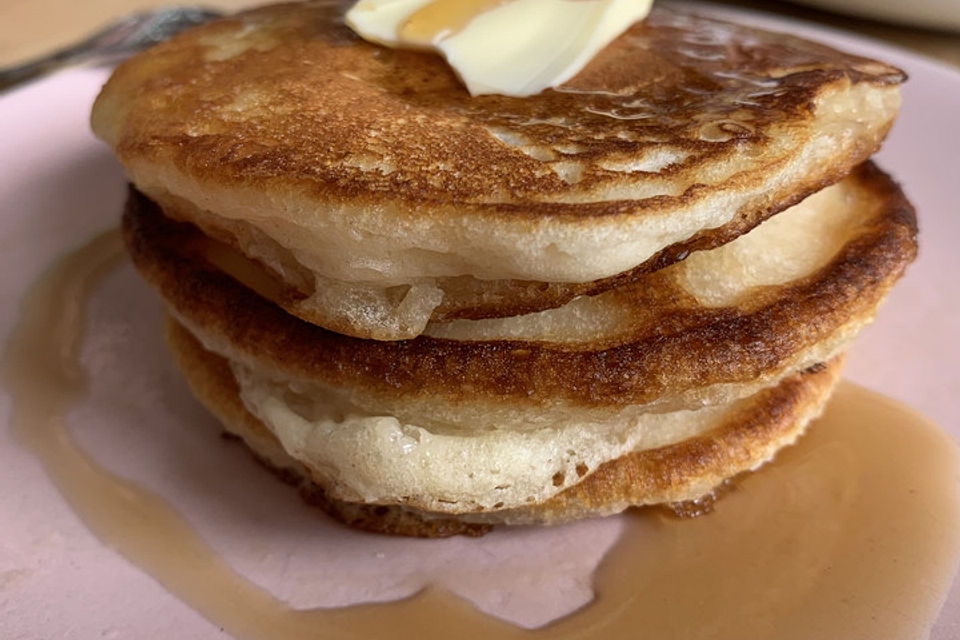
(4, 230, 960, 639)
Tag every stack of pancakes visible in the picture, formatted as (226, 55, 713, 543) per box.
(92, 1, 916, 536)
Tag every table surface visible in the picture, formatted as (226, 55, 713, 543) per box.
(0, 0, 958, 70)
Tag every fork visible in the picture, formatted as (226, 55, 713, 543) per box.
(0, 7, 224, 93)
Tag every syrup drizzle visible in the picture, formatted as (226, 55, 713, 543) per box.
(4, 230, 959, 639)
(400, 0, 511, 45)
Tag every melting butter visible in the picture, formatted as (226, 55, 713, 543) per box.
(399, 0, 509, 46)
(346, 0, 653, 96)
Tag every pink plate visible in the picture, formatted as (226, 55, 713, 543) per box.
(1, 3, 958, 638)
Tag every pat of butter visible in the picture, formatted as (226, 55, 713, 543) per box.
(345, 0, 653, 97)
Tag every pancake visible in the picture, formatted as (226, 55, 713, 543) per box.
(92, 1, 905, 339)
(124, 161, 915, 518)
(95, 1, 916, 537)
(124, 162, 915, 416)
(165, 318, 842, 536)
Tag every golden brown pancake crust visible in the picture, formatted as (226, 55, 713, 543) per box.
(124, 162, 915, 409)
(165, 318, 841, 537)
(94, 1, 902, 211)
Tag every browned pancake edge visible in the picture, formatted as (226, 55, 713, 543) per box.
(165, 318, 842, 537)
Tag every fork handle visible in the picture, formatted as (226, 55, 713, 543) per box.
(0, 44, 95, 92)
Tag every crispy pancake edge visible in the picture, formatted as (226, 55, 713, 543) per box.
(123, 162, 915, 409)
(165, 318, 841, 536)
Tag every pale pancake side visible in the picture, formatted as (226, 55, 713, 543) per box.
(123, 162, 915, 414)
(166, 319, 841, 535)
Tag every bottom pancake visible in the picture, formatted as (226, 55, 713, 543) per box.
(166, 318, 842, 537)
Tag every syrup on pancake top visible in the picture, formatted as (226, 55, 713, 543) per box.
(95, 1, 917, 536)
(92, 0, 905, 340)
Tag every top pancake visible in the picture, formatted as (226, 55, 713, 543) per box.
(92, 0, 904, 338)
